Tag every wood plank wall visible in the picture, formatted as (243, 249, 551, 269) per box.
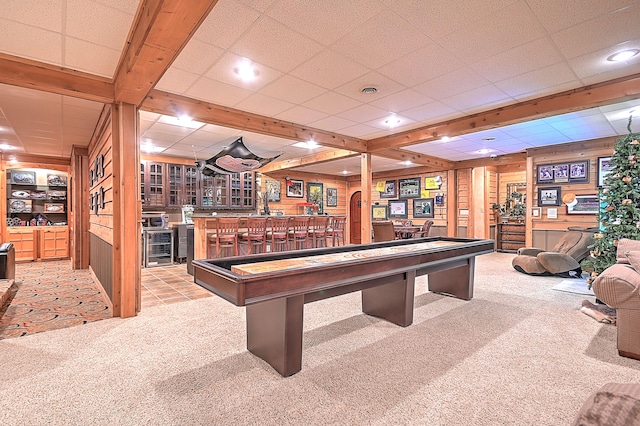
(456, 169, 470, 237)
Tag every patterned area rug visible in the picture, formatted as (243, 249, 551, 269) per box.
(0, 261, 112, 339)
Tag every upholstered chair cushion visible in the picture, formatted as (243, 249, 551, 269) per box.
(617, 239, 640, 264)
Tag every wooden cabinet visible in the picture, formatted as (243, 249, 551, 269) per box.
(6, 226, 68, 261)
(167, 163, 198, 207)
(140, 161, 165, 207)
(6, 169, 68, 227)
(496, 223, 525, 253)
(196, 171, 255, 209)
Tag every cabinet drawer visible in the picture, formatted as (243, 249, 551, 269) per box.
(501, 233, 525, 242)
(500, 224, 524, 233)
(501, 241, 525, 251)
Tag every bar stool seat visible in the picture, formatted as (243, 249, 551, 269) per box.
(289, 216, 311, 250)
(208, 218, 240, 258)
(267, 216, 291, 252)
(239, 217, 269, 254)
(326, 216, 346, 246)
(308, 216, 330, 248)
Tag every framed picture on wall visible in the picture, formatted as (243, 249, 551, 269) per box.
(567, 194, 599, 215)
(265, 180, 281, 202)
(537, 186, 561, 206)
(413, 198, 435, 218)
(307, 182, 324, 214)
(372, 204, 388, 220)
(286, 179, 304, 198)
(536, 161, 589, 184)
(597, 156, 613, 187)
(380, 180, 397, 199)
(326, 187, 337, 207)
(388, 199, 408, 219)
(398, 177, 420, 198)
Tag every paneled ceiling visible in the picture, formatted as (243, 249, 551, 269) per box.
(1, 0, 639, 175)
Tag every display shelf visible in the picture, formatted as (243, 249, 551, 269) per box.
(496, 223, 525, 253)
(6, 169, 68, 228)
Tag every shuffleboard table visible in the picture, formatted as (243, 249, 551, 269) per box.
(193, 236, 494, 376)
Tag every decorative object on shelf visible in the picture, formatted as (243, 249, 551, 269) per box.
(413, 198, 435, 218)
(388, 199, 408, 219)
(398, 177, 420, 198)
(286, 179, 304, 198)
(372, 204, 388, 220)
(29, 190, 47, 199)
(326, 187, 337, 207)
(11, 190, 30, 198)
(536, 161, 589, 184)
(45, 203, 65, 213)
(379, 180, 397, 199)
(307, 182, 323, 214)
(195, 137, 282, 176)
(265, 180, 281, 202)
(47, 174, 67, 186)
(6, 217, 22, 226)
(537, 186, 561, 206)
(10, 170, 35, 184)
(492, 187, 526, 222)
(47, 190, 66, 200)
(9, 199, 32, 213)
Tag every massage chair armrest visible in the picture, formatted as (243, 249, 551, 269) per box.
(517, 247, 545, 256)
(592, 264, 640, 309)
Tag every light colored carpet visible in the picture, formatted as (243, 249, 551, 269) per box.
(0, 252, 639, 425)
(551, 279, 595, 296)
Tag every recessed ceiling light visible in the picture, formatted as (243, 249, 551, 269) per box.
(607, 49, 640, 62)
(361, 86, 378, 94)
(476, 149, 493, 155)
(401, 160, 412, 166)
(293, 140, 318, 149)
(159, 115, 205, 129)
(342, 170, 349, 175)
(0, 143, 14, 150)
(440, 136, 450, 142)
(234, 58, 259, 81)
(384, 115, 401, 128)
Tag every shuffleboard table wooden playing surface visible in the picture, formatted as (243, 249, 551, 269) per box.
(192, 236, 494, 376)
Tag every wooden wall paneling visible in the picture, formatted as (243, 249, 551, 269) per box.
(112, 102, 140, 317)
(0, 153, 6, 243)
(361, 154, 372, 244)
(70, 146, 90, 269)
(456, 169, 470, 237)
(447, 169, 456, 237)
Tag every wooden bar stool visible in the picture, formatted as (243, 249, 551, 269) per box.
(208, 217, 239, 258)
(289, 216, 311, 250)
(239, 217, 269, 254)
(327, 216, 346, 246)
(267, 216, 291, 252)
(308, 216, 330, 248)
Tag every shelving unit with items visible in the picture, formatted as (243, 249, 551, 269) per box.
(5, 168, 69, 261)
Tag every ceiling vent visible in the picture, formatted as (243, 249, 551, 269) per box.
(361, 86, 378, 94)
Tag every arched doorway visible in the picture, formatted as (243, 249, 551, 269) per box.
(349, 191, 361, 244)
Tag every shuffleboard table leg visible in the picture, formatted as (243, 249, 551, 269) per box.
(428, 257, 475, 300)
(246, 295, 304, 377)
(361, 270, 415, 327)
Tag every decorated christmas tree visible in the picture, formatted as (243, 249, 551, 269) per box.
(583, 117, 640, 286)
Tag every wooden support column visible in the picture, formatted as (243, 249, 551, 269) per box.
(447, 169, 456, 237)
(525, 155, 534, 247)
(471, 167, 487, 238)
(70, 146, 90, 269)
(361, 153, 372, 244)
(111, 103, 141, 317)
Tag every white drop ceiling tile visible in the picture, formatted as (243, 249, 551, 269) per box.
(502, 121, 557, 138)
(339, 104, 389, 124)
(64, 37, 121, 78)
(290, 50, 370, 90)
(205, 52, 282, 91)
(230, 16, 323, 73)
(274, 106, 329, 125)
(568, 40, 640, 80)
(441, 85, 512, 114)
(434, 1, 546, 64)
(266, 0, 383, 46)
(170, 39, 225, 75)
(334, 71, 406, 104)
(239, 0, 277, 13)
(516, 130, 567, 144)
(185, 77, 253, 107)
(194, 0, 261, 49)
(65, 1, 133, 51)
(377, 43, 463, 87)
(526, 0, 635, 33)
(140, 119, 155, 133)
(307, 116, 358, 133)
(63, 116, 96, 131)
(61, 104, 102, 122)
(364, 114, 415, 131)
(0, 19, 62, 65)
(581, 64, 640, 87)
(372, 89, 431, 115)
(339, 123, 383, 138)
(302, 92, 362, 116)
(414, 68, 490, 100)
(494, 62, 578, 98)
(147, 122, 199, 137)
(138, 131, 186, 144)
(155, 67, 201, 94)
(400, 102, 459, 123)
(331, 12, 430, 69)
(609, 118, 638, 134)
(471, 38, 564, 83)
(234, 93, 295, 117)
(2, 0, 62, 32)
(551, 4, 640, 59)
(199, 123, 242, 137)
(260, 75, 327, 105)
(93, 0, 139, 14)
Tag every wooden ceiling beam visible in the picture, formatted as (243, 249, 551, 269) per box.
(367, 73, 640, 152)
(0, 53, 113, 103)
(259, 149, 359, 173)
(453, 152, 527, 170)
(113, 0, 218, 105)
(375, 148, 454, 170)
(142, 90, 369, 152)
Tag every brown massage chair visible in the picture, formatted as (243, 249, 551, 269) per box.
(511, 226, 598, 278)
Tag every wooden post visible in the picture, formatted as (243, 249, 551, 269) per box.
(360, 153, 372, 244)
(70, 146, 90, 269)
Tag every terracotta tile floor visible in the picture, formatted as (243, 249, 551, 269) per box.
(141, 264, 212, 308)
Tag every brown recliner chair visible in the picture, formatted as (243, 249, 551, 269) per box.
(511, 226, 597, 278)
(591, 238, 640, 360)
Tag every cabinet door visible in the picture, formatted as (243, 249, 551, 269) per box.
(167, 164, 184, 207)
(141, 162, 165, 207)
(41, 227, 69, 259)
(7, 229, 36, 262)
